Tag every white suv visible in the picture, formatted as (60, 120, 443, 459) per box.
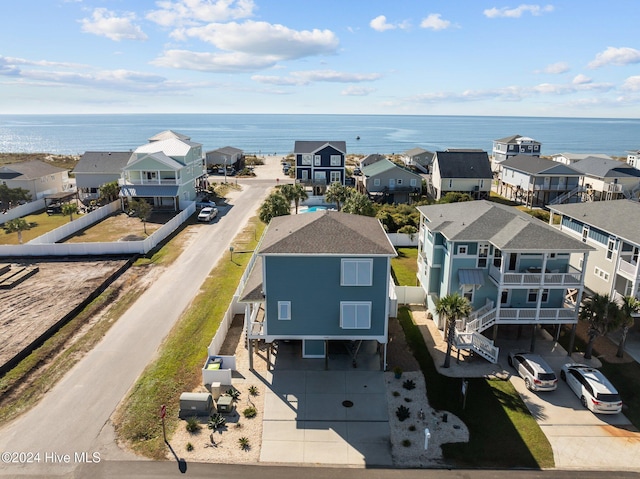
(508, 351, 558, 391)
(560, 363, 622, 414)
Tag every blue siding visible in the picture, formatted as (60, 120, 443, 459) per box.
(265, 255, 388, 337)
(562, 216, 583, 233)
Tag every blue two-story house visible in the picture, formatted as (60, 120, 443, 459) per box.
(417, 201, 593, 363)
(294, 141, 346, 196)
(239, 210, 396, 369)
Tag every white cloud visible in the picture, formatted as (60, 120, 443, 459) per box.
(80, 8, 147, 41)
(369, 15, 409, 32)
(341, 86, 375, 96)
(542, 61, 569, 74)
(622, 76, 640, 91)
(153, 21, 339, 72)
(146, 0, 255, 27)
(420, 14, 451, 31)
(588, 46, 640, 69)
(252, 70, 382, 86)
(572, 74, 591, 85)
(483, 4, 554, 18)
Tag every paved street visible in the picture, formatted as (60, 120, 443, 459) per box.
(0, 158, 280, 477)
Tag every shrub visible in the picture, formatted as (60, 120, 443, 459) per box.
(392, 390, 400, 397)
(408, 425, 416, 431)
(248, 385, 259, 396)
(186, 442, 194, 452)
(404, 397, 413, 403)
(403, 379, 416, 390)
(396, 405, 411, 421)
(243, 406, 257, 418)
(185, 416, 201, 433)
(238, 437, 250, 450)
(207, 413, 226, 430)
(225, 388, 241, 400)
(402, 439, 412, 447)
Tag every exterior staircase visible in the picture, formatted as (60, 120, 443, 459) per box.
(454, 300, 500, 363)
(549, 186, 585, 205)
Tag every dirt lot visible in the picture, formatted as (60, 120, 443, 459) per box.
(0, 259, 129, 368)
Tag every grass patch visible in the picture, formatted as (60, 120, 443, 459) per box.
(488, 192, 518, 206)
(115, 217, 265, 459)
(397, 306, 554, 468)
(391, 247, 418, 286)
(1, 211, 71, 244)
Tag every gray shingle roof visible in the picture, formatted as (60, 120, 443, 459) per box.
(500, 155, 581, 176)
(494, 134, 540, 145)
(207, 146, 243, 155)
(571, 157, 640, 179)
(549, 199, 640, 246)
(293, 141, 346, 154)
(259, 210, 396, 255)
(73, 151, 131, 174)
(417, 200, 593, 252)
(434, 150, 493, 179)
(361, 158, 423, 179)
(0, 160, 67, 180)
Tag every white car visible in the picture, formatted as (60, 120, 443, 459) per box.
(197, 207, 218, 222)
(508, 351, 557, 391)
(560, 363, 622, 414)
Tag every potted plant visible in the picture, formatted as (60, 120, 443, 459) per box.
(393, 366, 403, 379)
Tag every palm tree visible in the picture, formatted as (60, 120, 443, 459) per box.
(342, 191, 376, 216)
(130, 198, 153, 235)
(579, 293, 621, 360)
(4, 217, 32, 244)
(61, 203, 78, 221)
(99, 181, 120, 203)
(324, 182, 350, 211)
(258, 192, 291, 224)
(616, 295, 640, 358)
(279, 183, 308, 214)
(435, 293, 472, 368)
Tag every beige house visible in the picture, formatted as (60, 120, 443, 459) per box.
(430, 150, 492, 200)
(570, 157, 640, 201)
(0, 160, 70, 200)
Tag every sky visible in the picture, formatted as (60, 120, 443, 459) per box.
(1, 0, 639, 117)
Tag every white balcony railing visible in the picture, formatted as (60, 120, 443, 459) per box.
(618, 258, 640, 279)
(489, 264, 582, 286)
(123, 178, 179, 185)
(496, 307, 576, 323)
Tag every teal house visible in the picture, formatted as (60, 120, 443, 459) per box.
(416, 201, 593, 363)
(240, 210, 397, 369)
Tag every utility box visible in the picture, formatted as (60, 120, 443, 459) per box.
(178, 392, 214, 419)
(210, 382, 222, 400)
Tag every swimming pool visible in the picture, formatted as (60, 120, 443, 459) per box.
(299, 205, 336, 213)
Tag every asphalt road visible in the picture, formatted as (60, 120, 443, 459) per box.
(0, 164, 275, 477)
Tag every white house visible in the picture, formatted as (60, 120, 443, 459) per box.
(430, 150, 492, 200)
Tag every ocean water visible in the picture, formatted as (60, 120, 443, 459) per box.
(0, 113, 638, 157)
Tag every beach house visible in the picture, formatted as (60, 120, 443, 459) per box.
(627, 149, 640, 170)
(294, 141, 346, 196)
(119, 130, 205, 211)
(549, 200, 640, 302)
(429, 150, 492, 200)
(417, 201, 593, 363)
(239, 210, 396, 369)
(205, 146, 244, 173)
(73, 151, 131, 201)
(570, 157, 640, 201)
(358, 158, 423, 204)
(0, 160, 71, 200)
(401, 147, 435, 174)
(491, 135, 541, 173)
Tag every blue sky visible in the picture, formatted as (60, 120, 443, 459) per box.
(1, 0, 639, 117)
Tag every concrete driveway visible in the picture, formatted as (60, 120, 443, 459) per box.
(503, 335, 640, 471)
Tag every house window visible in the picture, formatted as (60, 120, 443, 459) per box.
(330, 171, 341, 183)
(314, 155, 321, 166)
(340, 302, 371, 329)
(607, 237, 616, 260)
(374, 178, 381, 186)
(582, 226, 589, 243)
(461, 285, 474, 302)
(278, 301, 291, 320)
(330, 155, 342, 166)
(301, 154, 312, 165)
(397, 179, 403, 185)
(478, 243, 489, 268)
(456, 245, 467, 255)
(341, 259, 373, 286)
(594, 267, 610, 282)
(493, 248, 502, 267)
(448, 179, 453, 188)
(528, 289, 549, 303)
(410, 179, 417, 187)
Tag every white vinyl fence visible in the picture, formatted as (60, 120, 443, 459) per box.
(0, 199, 46, 225)
(387, 233, 419, 247)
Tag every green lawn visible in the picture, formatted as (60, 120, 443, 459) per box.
(1, 211, 71, 244)
(115, 217, 265, 459)
(391, 247, 418, 286)
(397, 306, 554, 468)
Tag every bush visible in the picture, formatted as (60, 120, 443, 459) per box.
(243, 406, 257, 418)
(225, 388, 241, 400)
(402, 439, 412, 447)
(207, 413, 226, 430)
(408, 425, 416, 431)
(403, 379, 416, 390)
(185, 416, 201, 433)
(238, 437, 250, 450)
(248, 385, 259, 396)
(396, 405, 411, 421)
(186, 442, 194, 452)
(392, 391, 400, 397)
